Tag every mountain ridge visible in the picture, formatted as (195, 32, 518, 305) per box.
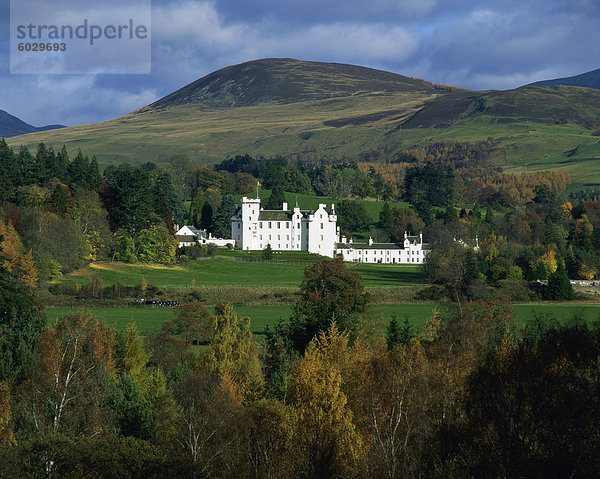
(0, 109, 65, 138)
(526, 68, 600, 90)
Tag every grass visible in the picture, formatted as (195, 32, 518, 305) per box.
(44, 303, 440, 336)
(355, 264, 426, 286)
(513, 303, 600, 325)
(60, 258, 426, 289)
(44, 302, 600, 340)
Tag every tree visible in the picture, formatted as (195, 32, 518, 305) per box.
(403, 162, 454, 207)
(336, 199, 371, 234)
(287, 325, 363, 478)
(162, 303, 213, 346)
(288, 259, 370, 352)
(545, 259, 575, 300)
(264, 185, 286, 210)
(386, 315, 414, 350)
(202, 303, 263, 400)
(0, 257, 45, 385)
(101, 164, 153, 235)
(33, 311, 116, 436)
(430, 319, 600, 478)
(110, 324, 179, 440)
(352, 176, 375, 199)
(136, 224, 177, 264)
(211, 194, 237, 238)
(0, 381, 15, 447)
(151, 169, 187, 227)
(262, 243, 273, 260)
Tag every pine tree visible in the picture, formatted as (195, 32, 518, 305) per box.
(546, 260, 575, 301)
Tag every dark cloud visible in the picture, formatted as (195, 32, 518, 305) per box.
(0, 0, 597, 125)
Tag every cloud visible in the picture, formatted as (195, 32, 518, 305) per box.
(0, 0, 598, 126)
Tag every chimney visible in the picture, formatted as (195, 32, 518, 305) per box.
(341, 236, 347, 244)
(282, 202, 288, 211)
(368, 237, 373, 246)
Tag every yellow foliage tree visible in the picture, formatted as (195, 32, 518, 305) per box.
(0, 381, 16, 447)
(287, 324, 363, 478)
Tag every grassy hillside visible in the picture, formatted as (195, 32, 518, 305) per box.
(7, 59, 600, 187)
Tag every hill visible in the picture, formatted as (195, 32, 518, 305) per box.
(0, 109, 65, 138)
(149, 57, 440, 109)
(526, 68, 600, 90)
(6, 58, 600, 187)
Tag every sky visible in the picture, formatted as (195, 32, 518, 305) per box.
(0, 0, 599, 127)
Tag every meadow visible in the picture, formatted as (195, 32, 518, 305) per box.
(44, 302, 600, 338)
(61, 257, 426, 289)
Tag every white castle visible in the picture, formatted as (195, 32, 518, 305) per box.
(231, 196, 430, 263)
(231, 197, 339, 257)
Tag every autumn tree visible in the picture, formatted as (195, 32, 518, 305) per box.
(288, 258, 370, 352)
(428, 317, 600, 478)
(202, 303, 263, 401)
(136, 223, 177, 264)
(287, 325, 363, 478)
(0, 381, 15, 447)
(162, 303, 213, 346)
(110, 324, 179, 441)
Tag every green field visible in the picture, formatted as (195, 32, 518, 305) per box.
(61, 258, 425, 289)
(45, 302, 600, 339)
(513, 304, 600, 324)
(44, 303, 442, 336)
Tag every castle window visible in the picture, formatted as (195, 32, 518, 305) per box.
(277, 235, 280, 240)
(259, 222, 263, 228)
(297, 223, 300, 229)
(320, 235, 323, 241)
(320, 223, 323, 229)
(277, 222, 280, 228)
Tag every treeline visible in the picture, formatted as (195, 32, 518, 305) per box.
(1, 259, 599, 477)
(386, 184, 600, 300)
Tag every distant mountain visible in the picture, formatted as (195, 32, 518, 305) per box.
(7, 58, 600, 187)
(526, 68, 600, 90)
(0, 109, 65, 138)
(148, 57, 440, 110)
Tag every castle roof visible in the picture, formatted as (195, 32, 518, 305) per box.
(258, 210, 294, 221)
(336, 242, 430, 251)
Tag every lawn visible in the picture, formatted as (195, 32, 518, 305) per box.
(65, 259, 307, 288)
(60, 258, 426, 289)
(355, 264, 426, 286)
